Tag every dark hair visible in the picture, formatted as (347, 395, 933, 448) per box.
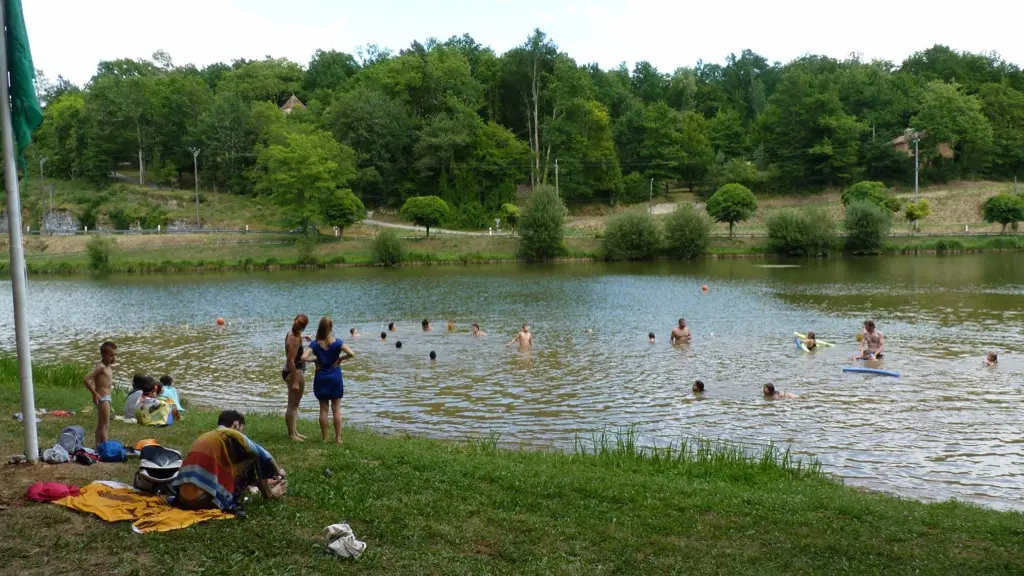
(380, 332, 387, 340)
(139, 377, 158, 395)
(807, 331, 815, 339)
(648, 332, 655, 339)
(764, 383, 776, 394)
(388, 322, 395, 330)
(316, 316, 333, 342)
(422, 319, 430, 328)
(694, 380, 705, 392)
(131, 374, 151, 391)
(159, 375, 172, 387)
(429, 351, 436, 360)
(217, 410, 245, 428)
(396, 341, 403, 349)
(292, 314, 309, 335)
(864, 320, 875, 330)
(100, 341, 117, 355)
(349, 328, 356, 335)
(522, 323, 528, 329)
(473, 322, 480, 329)
(988, 352, 998, 361)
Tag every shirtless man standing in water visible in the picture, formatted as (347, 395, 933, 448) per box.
(670, 318, 691, 345)
(83, 342, 117, 445)
(506, 324, 533, 350)
(856, 320, 885, 360)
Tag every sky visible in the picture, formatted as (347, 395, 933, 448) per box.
(26, 0, 1024, 86)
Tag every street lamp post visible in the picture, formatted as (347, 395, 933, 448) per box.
(189, 147, 201, 229)
(38, 157, 47, 232)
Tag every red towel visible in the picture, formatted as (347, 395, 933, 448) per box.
(26, 482, 81, 502)
(50, 410, 74, 417)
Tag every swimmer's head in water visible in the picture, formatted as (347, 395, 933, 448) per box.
(988, 352, 998, 363)
(807, 331, 816, 340)
(350, 328, 357, 336)
(523, 323, 530, 332)
(648, 332, 656, 341)
(448, 321, 455, 331)
(693, 380, 705, 393)
(380, 332, 387, 340)
(429, 351, 436, 360)
(678, 318, 686, 328)
(422, 319, 430, 329)
(864, 320, 876, 332)
(763, 383, 776, 396)
(388, 322, 396, 331)
(396, 341, 403, 349)
(473, 322, 480, 329)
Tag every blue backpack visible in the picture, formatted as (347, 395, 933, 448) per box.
(97, 440, 127, 463)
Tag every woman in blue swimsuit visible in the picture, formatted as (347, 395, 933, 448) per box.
(310, 316, 355, 443)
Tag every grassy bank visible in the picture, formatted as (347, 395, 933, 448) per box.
(1, 358, 1023, 575)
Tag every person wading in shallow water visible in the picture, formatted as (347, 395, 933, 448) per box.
(283, 314, 312, 442)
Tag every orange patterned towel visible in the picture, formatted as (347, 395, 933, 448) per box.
(53, 480, 233, 533)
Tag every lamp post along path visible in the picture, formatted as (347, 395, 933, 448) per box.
(189, 147, 201, 229)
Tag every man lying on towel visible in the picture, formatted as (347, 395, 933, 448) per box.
(171, 410, 287, 512)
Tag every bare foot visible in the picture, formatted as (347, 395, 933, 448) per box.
(296, 433, 308, 440)
(335, 438, 343, 444)
(289, 435, 305, 442)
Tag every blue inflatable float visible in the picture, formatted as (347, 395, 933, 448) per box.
(843, 367, 900, 378)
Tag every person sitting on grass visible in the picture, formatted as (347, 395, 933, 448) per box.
(135, 377, 179, 426)
(158, 375, 184, 418)
(984, 352, 998, 366)
(763, 383, 798, 400)
(172, 410, 287, 513)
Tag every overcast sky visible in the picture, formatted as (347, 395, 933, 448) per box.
(26, 0, 1024, 86)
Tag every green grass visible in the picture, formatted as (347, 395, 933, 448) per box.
(1, 358, 1023, 575)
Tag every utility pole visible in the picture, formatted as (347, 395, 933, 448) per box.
(554, 158, 559, 198)
(189, 147, 201, 229)
(649, 178, 654, 213)
(912, 132, 920, 203)
(38, 157, 47, 232)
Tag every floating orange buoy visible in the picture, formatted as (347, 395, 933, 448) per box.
(216, 317, 225, 327)
(701, 284, 708, 292)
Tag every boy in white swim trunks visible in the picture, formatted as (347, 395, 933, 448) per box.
(83, 341, 117, 445)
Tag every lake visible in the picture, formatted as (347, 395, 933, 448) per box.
(2, 255, 1023, 510)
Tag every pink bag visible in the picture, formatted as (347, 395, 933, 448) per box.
(25, 482, 80, 502)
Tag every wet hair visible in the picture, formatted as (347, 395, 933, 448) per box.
(473, 323, 480, 329)
(131, 374, 151, 391)
(292, 314, 309, 335)
(316, 316, 333, 341)
(648, 332, 656, 339)
(429, 351, 437, 360)
(217, 410, 245, 428)
(693, 380, 705, 392)
(422, 319, 430, 328)
(100, 341, 117, 355)
(988, 352, 998, 362)
(807, 331, 816, 339)
(349, 328, 356, 336)
(396, 341, 403, 349)
(678, 318, 685, 325)
(522, 323, 529, 330)
(864, 320, 875, 330)
(380, 332, 387, 340)
(764, 383, 776, 395)
(388, 322, 395, 331)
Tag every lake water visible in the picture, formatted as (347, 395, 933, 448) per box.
(2, 255, 1023, 510)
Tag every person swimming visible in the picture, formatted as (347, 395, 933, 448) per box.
(763, 383, 797, 400)
(379, 331, 387, 341)
(396, 341, 403, 349)
(692, 380, 705, 394)
(984, 352, 998, 366)
(422, 319, 432, 332)
(471, 323, 487, 337)
(388, 322, 396, 333)
(429, 351, 437, 361)
(649, 332, 656, 344)
(349, 328, 359, 339)
(802, 331, 817, 351)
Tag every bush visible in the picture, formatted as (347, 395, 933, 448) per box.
(841, 181, 901, 213)
(601, 211, 661, 261)
(980, 194, 1024, 234)
(518, 185, 567, 261)
(107, 207, 139, 230)
(295, 235, 319, 266)
(500, 203, 520, 234)
(664, 205, 711, 260)
(400, 196, 450, 237)
(844, 201, 892, 254)
(903, 199, 931, 232)
(143, 205, 170, 229)
(372, 229, 405, 266)
(706, 183, 757, 237)
(765, 209, 836, 257)
(618, 172, 649, 204)
(86, 235, 114, 272)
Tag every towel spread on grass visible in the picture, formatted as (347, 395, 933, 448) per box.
(53, 481, 233, 533)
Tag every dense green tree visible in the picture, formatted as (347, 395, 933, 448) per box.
(500, 203, 520, 234)
(303, 49, 360, 100)
(322, 189, 365, 239)
(977, 83, 1024, 178)
(981, 194, 1024, 233)
(400, 196, 450, 237)
(518, 185, 566, 261)
(218, 57, 304, 105)
(911, 81, 993, 175)
(841, 181, 901, 213)
(706, 183, 758, 236)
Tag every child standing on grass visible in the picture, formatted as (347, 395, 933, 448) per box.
(83, 341, 117, 445)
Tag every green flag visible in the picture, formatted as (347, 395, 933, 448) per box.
(4, 0, 42, 163)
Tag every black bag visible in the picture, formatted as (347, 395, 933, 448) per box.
(133, 445, 182, 495)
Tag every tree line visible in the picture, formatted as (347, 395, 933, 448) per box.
(28, 33, 1024, 230)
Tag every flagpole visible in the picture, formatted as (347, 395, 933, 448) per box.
(0, 0, 39, 462)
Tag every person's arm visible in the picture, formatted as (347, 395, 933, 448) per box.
(506, 333, 520, 347)
(669, 332, 677, 344)
(876, 333, 885, 356)
(83, 366, 100, 403)
(284, 335, 301, 390)
(858, 334, 865, 356)
(334, 344, 355, 368)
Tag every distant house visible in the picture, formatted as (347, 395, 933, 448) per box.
(891, 130, 954, 160)
(280, 94, 306, 114)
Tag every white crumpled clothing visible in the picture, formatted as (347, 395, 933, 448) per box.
(42, 444, 70, 464)
(323, 523, 366, 558)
